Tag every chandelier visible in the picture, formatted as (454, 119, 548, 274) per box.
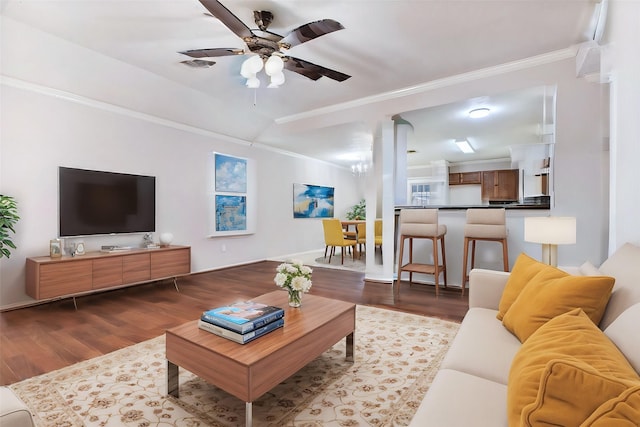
(240, 54, 285, 88)
(351, 162, 369, 176)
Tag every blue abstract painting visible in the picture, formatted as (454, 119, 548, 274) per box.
(293, 184, 334, 218)
(215, 153, 247, 193)
(215, 195, 247, 231)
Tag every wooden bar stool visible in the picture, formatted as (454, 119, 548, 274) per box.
(461, 208, 509, 295)
(396, 209, 447, 297)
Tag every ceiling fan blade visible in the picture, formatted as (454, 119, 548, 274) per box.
(280, 19, 345, 48)
(181, 59, 216, 68)
(197, 0, 254, 39)
(284, 57, 351, 82)
(179, 48, 244, 58)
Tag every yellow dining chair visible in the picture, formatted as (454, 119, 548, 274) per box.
(374, 219, 383, 253)
(356, 222, 366, 254)
(323, 219, 357, 264)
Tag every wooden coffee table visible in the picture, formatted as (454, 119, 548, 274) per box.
(166, 290, 356, 426)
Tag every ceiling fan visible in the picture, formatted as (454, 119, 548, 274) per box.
(179, 0, 351, 83)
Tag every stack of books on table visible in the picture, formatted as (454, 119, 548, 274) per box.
(198, 301, 285, 344)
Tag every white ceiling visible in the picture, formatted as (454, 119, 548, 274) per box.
(1, 0, 598, 168)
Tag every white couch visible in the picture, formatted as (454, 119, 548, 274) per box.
(410, 242, 640, 426)
(0, 387, 35, 427)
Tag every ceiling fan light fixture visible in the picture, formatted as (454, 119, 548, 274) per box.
(264, 55, 284, 75)
(268, 72, 285, 88)
(469, 108, 490, 119)
(246, 76, 260, 88)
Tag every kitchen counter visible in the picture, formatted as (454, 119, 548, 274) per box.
(395, 203, 550, 211)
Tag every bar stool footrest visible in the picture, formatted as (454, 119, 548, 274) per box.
(400, 263, 444, 275)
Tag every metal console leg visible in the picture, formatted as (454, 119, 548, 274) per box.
(167, 360, 179, 397)
(246, 401, 253, 427)
(346, 332, 354, 362)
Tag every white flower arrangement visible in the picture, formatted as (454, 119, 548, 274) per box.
(274, 260, 313, 294)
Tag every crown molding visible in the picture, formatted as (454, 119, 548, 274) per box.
(275, 48, 576, 125)
(1, 75, 348, 169)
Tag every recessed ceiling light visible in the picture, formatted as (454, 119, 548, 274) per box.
(468, 108, 490, 119)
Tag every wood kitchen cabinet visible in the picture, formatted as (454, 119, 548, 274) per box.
(449, 171, 482, 185)
(481, 169, 519, 201)
(26, 246, 190, 301)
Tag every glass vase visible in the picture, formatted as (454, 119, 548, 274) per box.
(288, 290, 302, 307)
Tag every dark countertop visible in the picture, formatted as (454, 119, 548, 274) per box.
(395, 203, 550, 211)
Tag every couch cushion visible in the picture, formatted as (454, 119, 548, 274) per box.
(520, 359, 639, 427)
(496, 253, 549, 320)
(502, 267, 614, 342)
(604, 303, 640, 373)
(580, 385, 640, 426)
(507, 309, 640, 427)
(440, 307, 520, 385)
(599, 242, 640, 329)
(580, 260, 603, 276)
(408, 369, 508, 427)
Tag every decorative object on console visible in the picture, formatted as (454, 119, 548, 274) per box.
(274, 260, 313, 307)
(142, 232, 156, 248)
(524, 216, 576, 266)
(74, 242, 85, 256)
(49, 239, 62, 258)
(159, 232, 173, 247)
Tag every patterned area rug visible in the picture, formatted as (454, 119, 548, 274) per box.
(10, 306, 459, 427)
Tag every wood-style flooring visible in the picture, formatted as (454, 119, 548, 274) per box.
(0, 260, 468, 386)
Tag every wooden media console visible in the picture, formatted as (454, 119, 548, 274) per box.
(26, 245, 190, 305)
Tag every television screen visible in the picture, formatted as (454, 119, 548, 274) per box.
(59, 167, 156, 237)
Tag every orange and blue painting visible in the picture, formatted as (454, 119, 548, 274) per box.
(293, 184, 334, 218)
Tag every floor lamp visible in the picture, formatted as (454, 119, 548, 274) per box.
(524, 217, 576, 267)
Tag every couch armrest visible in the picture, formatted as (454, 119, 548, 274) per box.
(469, 268, 510, 310)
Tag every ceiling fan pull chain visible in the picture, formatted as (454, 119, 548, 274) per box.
(253, 88, 258, 106)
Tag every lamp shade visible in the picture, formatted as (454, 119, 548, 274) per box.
(524, 217, 576, 245)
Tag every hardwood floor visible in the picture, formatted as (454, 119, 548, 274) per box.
(0, 260, 468, 386)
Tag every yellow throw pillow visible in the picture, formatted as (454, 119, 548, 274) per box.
(580, 386, 640, 426)
(502, 267, 615, 342)
(497, 253, 554, 320)
(507, 309, 640, 427)
(521, 359, 639, 427)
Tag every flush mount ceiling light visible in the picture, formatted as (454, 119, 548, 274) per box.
(455, 139, 475, 154)
(468, 108, 490, 119)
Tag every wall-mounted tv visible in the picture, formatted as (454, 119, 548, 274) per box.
(59, 167, 156, 237)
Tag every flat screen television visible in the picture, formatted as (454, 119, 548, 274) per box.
(59, 167, 156, 237)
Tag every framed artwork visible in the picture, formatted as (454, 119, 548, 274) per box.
(50, 239, 62, 258)
(215, 153, 247, 193)
(209, 152, 256, 236)
(215, 195, 246, 232)
(293, 183, 335, 218)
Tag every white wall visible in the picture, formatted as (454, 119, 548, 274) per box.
(0, 83, 359, 308)
(604, 0, 640, 251)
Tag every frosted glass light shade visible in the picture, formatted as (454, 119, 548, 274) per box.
(267, 72, 285, 88)
(246, 76, 260, 88)
(264, 55, 284, 75)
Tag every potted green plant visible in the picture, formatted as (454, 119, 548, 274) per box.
(0, 195, 20, 258)
(346, 199, 366, 220)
